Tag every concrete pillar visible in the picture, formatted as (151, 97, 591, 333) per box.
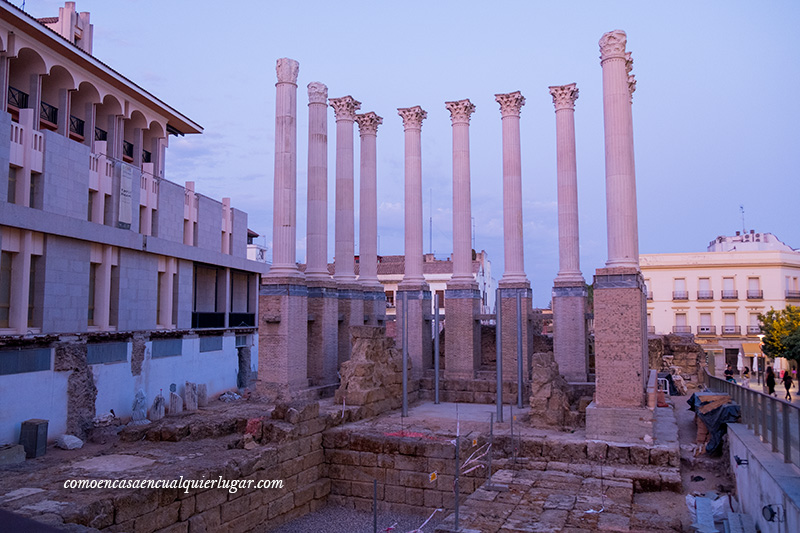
(9, 231, 32, 333)
(259, 58, 308, 401)
(330, 95, 364, 367)
(444, 99, 480, 380)
(397, 106, 432, 379)
(495, 92, 531, 382)
(549, 83, 588, 382)
(355, 111, 386, 325)
(586, 31, 652, 444)
(305, 82, 338, 387)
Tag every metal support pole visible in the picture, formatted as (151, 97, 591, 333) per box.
(771, 399, 778, 453)
(496, 288, 503, 422)
(373, 479, 378, 533)
(510, 403, 516, 465)
(434, 292, 440, 404)
(454, 434, 460, 531)
(516, 292, 523, 409)
(782, 402, 791, 464)
(487, 412, 494, 487)
(402, 291, 408, 417)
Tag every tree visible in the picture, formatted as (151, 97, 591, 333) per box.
(759, 305, 800, 364)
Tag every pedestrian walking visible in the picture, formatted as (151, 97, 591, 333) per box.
(783, 372, 794, 401)
(766, 366, 776, 397)
(741, 366, 750, 388)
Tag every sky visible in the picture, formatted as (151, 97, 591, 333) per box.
(24, 0, 800, 307)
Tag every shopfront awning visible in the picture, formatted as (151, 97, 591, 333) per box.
(741, 342, 762, 357)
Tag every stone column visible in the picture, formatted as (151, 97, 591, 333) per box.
(444, 99, 480, 380)
(586, 31, 652, 444)
(549, 83, 588, 382)
(355, 111, 386, 326)
(495, 92, 532, 385)
(329, 95, 364, 367)
(305, 82, 338, 387)
(259, 58, 308, 401)
(397, 106, 432, 381)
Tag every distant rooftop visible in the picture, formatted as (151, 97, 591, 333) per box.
(707, 230, 795, 252)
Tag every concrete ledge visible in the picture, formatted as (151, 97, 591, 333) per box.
(728, 423, 800, 533)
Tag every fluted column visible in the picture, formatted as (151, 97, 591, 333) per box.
(329, 95, 361, 282)
(600, 30, 639, 268)
(549, 83, 584, 283)
(397, 106, 427, 285)
(495, 92, 528, 283)
(446, 99, 476, 283)
(305, 82, 330, 280)
(355, 112, 383, 289)
(268, 58, 301, 277)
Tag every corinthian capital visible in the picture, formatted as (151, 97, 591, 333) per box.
(355, 112, 383, 135)
(397, 106, 427, 130)
(628, 74, 637, 102)
(495, 91, 525, 117)
(329, 96, 361, 121)
(599, 30, 627, 62)
(276, 58, 299, 84)
(445, 99, 476, 124)
(307, 82, 328, 104)
(548, 83, 579, 111)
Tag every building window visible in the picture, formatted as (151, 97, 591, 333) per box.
(672, 278, 688, 300)
(199, 335, 223, 352)
(87, 342, 128, 364)
(747, 277, 762, 299)
(747, 313, 761, 335)
(698, 313, 714, 335)
(152, 338, 182, 358)
(697, 278, 713, 300)
(722, 277, 737, 300)
(645, 279, 653, 300)
(7, 167, 17, 204)
(673, 313, 690, 334)
(435, 290, 445, 309)
(0, 347, 51, 375)
(386, 291, 395, 308)
(722, 312, 739, 335)
(88, 263, 98, 326)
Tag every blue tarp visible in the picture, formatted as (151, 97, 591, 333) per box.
(687, 392, 741, 455)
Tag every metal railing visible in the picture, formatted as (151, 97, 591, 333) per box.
(122, 140, 134, 159)
(697, 290, 714, 300)
(697, 325, 716, 335)
(673, 325, 692, 334)
(40, 101, 58, 124)
(721, 290, 739, 300)
(8, 86, 28, 109)
(95, 127, 107, 141)
(722, 325, 741, 335)
(746, 325, 762, 335)
(706, 369, 800, 467)
(746, 290, 763, 300)
(672, 290, 689, 300)
(787, 290, 800, 300)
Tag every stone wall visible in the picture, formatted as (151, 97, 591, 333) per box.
(649, 334, 704, 381)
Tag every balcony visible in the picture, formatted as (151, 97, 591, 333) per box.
(229, 313, 256, 328)
(122, 140, 134, 161)
(142, 150, 152, 163)
(647, 325, 655, 334)
(746, 290, 763, 300)
(40, 101, 58, 126)
(672, 291, 689, 301)
(672, 325, 692, 335)
(721, 325, 741, 335)
(697, 290, 714, 300)
(747, 325, 761, 335)
(721, 290, 738, 300)
(7, 86, 28, 109)
(697, 325, 716, 336)
(646, 291, 653, 301)
(191, 312, 225, 329)
(95, 127, 107, 142)
(787, 290, 800, 301)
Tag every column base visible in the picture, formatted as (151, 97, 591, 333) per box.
(444, 282, 480, 380)
(257, 278, 308, 400)
(552, 282, 588, 382)
(336, 282, 364, 367)
(498, 282, 532, 382)
(397, 284, 432, 380)
(593, 267, 648, 408)
(585, 401, 654, 444)
(307, 279, 338, 387)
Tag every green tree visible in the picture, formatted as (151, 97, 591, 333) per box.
(759, 305, 800, 363)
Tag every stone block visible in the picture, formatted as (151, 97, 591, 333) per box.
(0, 444, 26, 465)
(194, 489, 227, 513)
(114, 491, 159, 523)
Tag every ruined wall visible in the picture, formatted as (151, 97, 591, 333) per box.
(648, 334, 704, 381)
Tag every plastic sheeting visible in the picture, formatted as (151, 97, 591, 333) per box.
(687, 393, 742, 455)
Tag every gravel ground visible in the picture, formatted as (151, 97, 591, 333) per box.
(266, 504, 443, 533)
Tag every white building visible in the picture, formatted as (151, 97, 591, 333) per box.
(640, 230, 800, 374)
(0, 2, 266, 445)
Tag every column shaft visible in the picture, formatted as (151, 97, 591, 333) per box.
(356, 112, 382, 287)
(330, 96, 361, 281)
(269, 59, 300, 276)
(446, 99, 475, 282)
(306, 82, 329, 280)
(398, 107, 427, 285)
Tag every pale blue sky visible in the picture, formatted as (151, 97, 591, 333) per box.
(25, 0, 800, 306)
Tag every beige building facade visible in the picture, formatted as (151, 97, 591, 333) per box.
(640, 231, 800, 373)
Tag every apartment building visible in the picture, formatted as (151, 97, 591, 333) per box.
(640, 230, 800, 373)
(0, 2, 266, 444)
